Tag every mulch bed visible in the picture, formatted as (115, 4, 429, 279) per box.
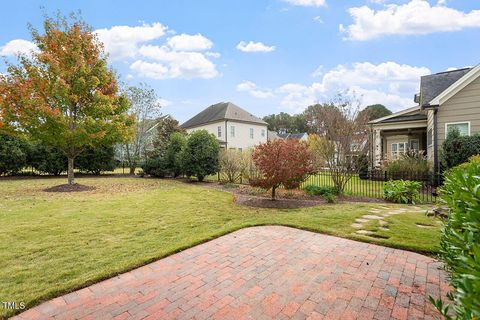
(43, 184, 97, 193)
(198, 181, 387, 208)
(235, 194, 326, 209)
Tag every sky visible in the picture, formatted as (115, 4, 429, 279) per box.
(1, 0, 479, 123)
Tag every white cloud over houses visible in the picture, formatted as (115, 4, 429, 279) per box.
(94, 22, 219, 80)
(236, 41, 275, 53)
(341, 0, 480, 41)
(283, 0, 326, 7)
(131, 45, 218, 80)
(157, 98, 172, 107)
(238, 61, 429, 112)
(0, 39, 38, 56)
(166, 33, 213, 51)
(236, 81, 274, 98)
(95, 22, 167, 59)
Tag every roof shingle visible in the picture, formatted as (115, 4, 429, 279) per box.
(181, 102, 267, 128)
(420, 68, 472, 107)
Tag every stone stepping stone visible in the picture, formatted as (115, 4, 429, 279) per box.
(355, 218, 369, 223)
(416, 223, 434, 228)
(379, 220, 389, 226)
(379, 227, 389, 231)
(351, 223, 363, 228)
(369, 209, 382, 213)
(362, 215, 384, 220)
(355, 230, 374, 235)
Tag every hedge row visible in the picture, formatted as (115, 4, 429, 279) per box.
(0, 134, 116, 176)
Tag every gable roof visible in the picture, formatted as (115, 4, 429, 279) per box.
(428, 64, 480, 106)
(376, 113, 427, 124)
(369, 106, 421, 124)
(181, 102, 267, 129)
(420, 67, 472, 107)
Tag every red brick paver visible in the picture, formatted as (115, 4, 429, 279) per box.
(13, 226, 448, 319)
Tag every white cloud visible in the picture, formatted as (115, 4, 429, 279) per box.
(205, 51, 221, 58)
(157, 98, 172, 107)
(273, 61, 429, 112)
(342, 0, 480, 41)
(131, 45, 218, 80)
(0, 39, 38, 56)
(236, 81, 274, 98)
(311, 65, 324, 77)
(284, 0, 326, 7)
(166, 33, 213, 51)
(313, 16, 324, 23)
(126, 74, 134, 80)
(94, 22, 167, 59)
(236, 41, 275, 53)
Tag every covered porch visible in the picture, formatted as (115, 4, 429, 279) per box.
(369, 107, 428, 168)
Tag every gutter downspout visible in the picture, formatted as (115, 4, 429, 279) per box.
(433, 107, 439, 175)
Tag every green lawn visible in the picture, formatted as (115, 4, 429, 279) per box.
(0, 177, 441, 318)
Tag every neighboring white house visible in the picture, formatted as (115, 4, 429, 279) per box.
(180, 102, 268, 150)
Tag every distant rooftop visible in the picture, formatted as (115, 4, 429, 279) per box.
(181, 102, 267, 129)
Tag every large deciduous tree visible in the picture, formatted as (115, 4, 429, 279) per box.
(0, 13, 134, 185)
(358, 104, 392, 121)
(123, 84, 162, 174)
(152, 116, 185, 156)
(250, 139, 315, 200)
(263, 112, 308, 134)
(304, 94, 369, 191)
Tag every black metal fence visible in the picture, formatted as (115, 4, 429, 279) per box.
(300, 170, 441, 203)
(215, 169, 441, 203)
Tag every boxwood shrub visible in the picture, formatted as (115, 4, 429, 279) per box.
(431, 157, 480, 319)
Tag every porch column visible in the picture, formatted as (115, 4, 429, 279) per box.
(374, 129, 382, 168)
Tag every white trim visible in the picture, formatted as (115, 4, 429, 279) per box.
(445, 121, 471, 138)
(430, 64, 480, 106)
(368, 106, 421, 124)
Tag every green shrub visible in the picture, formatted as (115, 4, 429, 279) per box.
(29, 143, 67, 175)
(323, 193, 337, 203)
(0, 134, 30, 176)
(430, 157, 480, 319)
(165, 132, 187, 177)
(385, 150, 430, 178)
(441, 128, 480, 170)
(141, 157, 169, 178)
(76, 146, 116, 175)
(303, 185, 340, 196)
(383, 179, 422, 204)
(181, 130, 220, 182)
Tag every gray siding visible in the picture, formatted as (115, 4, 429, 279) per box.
(438, 76, 480, 146)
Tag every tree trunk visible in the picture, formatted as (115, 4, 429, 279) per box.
(271, 186, 276, 200)
(129, 167, 136, 175)
(197, 175, 204, 182)
(67, 157, 75, 185)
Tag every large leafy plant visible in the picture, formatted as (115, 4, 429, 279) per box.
(431, 157, 480, 319)
(383, 179, 422, 204)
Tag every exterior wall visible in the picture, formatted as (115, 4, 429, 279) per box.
(384, 134, 424, 160)
(186, 120, 267, 150)
(437, 75, 480, 146)
(224, 120, 268, 150)
(186, 120, 226, 144)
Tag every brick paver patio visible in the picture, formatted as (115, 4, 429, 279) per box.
(15, 226, 448, 320)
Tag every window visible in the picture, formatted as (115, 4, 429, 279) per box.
(445, 122, 470, 138)
(427, 128, 433, 146)
(217, 126, 222, 138)
(230, 126, 235, 137)
(409, 139, 419, 152)
(391, 142, 407, 159)
(250, 128, 254, 139)
(261, 129, 266, 137)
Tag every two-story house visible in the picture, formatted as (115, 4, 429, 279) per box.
(180, 102, 268, 150)
(370, 64, 480, 173)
